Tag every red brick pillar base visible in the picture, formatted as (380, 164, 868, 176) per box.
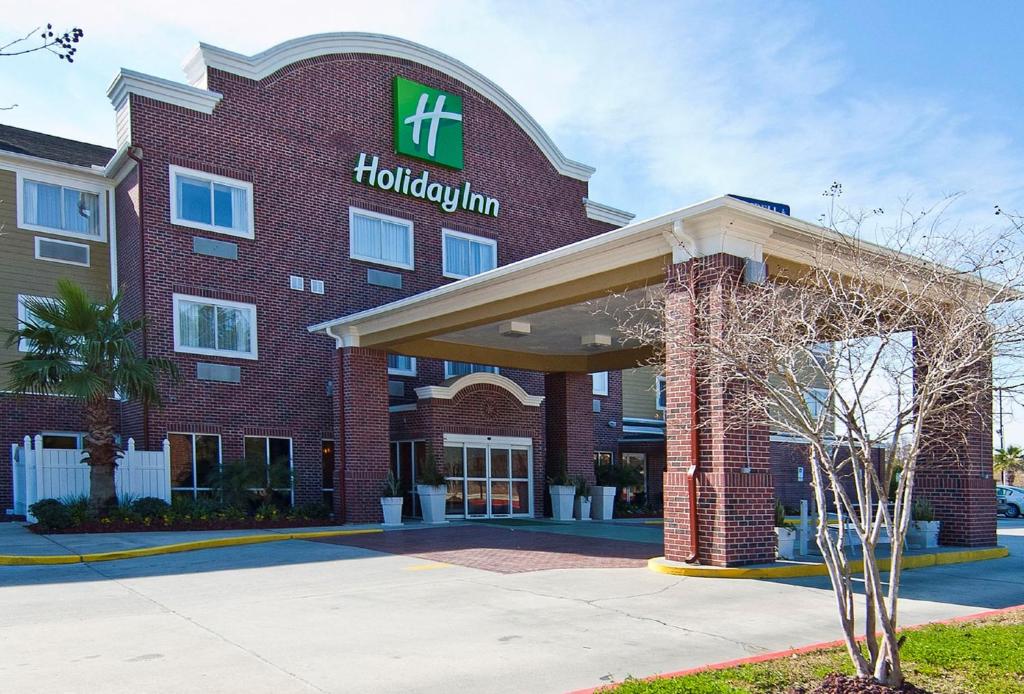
(544, 372, 595, 483)
(336, 347, 390, 524)
(663, 255, 776, 567)
(914, 332, 997, 547)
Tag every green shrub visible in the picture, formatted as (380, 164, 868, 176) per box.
(774, 498, 787, 527)
(131, 497, 171, 517)
(912, 498, 936, 522)
(417, 449, 447, 486)
(29, 498, 73, 530)
(60, 494, 92, 526)
(293, 502, 332, 520)
(381, 470, 402, 497)
(574, 476, 592, 499)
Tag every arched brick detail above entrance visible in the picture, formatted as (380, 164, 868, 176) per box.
(415, 372, 544, 408)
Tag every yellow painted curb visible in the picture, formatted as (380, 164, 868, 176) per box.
(0, 528, 383, 566)
(648, 546, 1009, 579)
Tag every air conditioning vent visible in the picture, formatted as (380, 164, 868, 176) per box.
(35, 237, 89, 266)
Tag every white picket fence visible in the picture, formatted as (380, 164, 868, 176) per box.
(10, 435, 172, 521)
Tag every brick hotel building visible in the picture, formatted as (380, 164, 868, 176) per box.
(0, 34, 995, 565)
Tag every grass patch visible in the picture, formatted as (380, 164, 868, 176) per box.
(604, 610, 1024, 693)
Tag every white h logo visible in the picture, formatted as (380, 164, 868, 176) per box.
(404, 92, 462, 158)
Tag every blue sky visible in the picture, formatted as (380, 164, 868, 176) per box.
(3, 0, 1024, 442)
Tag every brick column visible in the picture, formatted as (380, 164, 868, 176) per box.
(544, 372, 595, 483)
(663, 254, 775, 567)
(336, 347, 391, 524)
(914, 331, 996, 547)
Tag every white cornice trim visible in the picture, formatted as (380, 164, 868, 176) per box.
(415, 372, 544, 407)
(584, 198, 635, 227)
(182, 33, 595, 181)
(107, 68, 223, 115)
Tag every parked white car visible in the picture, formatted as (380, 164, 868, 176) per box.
(997, 485, 1024, 518)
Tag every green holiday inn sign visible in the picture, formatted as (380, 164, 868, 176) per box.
(352, 76, 500, 218)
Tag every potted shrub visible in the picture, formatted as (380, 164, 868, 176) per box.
(591, 462, 618, 521)
(547, 453, 576, 521)
(416, 450, 448, 524)
(907, 499, 940, 549)
(573, 477, 592, 521)
(380, 470, 404, 526)
(775, 499, 798, 560)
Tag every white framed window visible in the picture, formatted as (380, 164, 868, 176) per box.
(41, 432, 87, 449)
(289, 275, 304, 291)
(169, 165, 254, 239)
(16, 170, 107, 240)
(656, 375, 666, 411)
(442, 229, 497, 279)
(444, 361, 499, 379)
(310, 279, 325, 295)
(172, 294, 258, 360)
(388, 354, 417, 376)
(17, 294, 54, 353)
(349, 207, 414, 270)
(592, 371, 609, 396)
(169, 432, 222, 499)
(244, 436, 294, 505)
(35, 236, 90, 267)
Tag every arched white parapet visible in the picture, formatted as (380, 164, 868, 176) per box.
(182, 32, 595, 181)
(414, 372, 544, 408)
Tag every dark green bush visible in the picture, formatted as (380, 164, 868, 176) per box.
(293, 502, 332, 520)
(29, 498, 73, 530)
(131, 497, 171, 517)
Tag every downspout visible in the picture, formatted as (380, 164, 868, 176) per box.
(126, 146, 150, 446)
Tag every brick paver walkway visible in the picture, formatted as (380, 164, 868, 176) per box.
(311, 525, 658, 573)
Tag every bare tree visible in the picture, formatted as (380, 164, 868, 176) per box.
(608, 193, 1024, 687)
(0, 23, 84, 110)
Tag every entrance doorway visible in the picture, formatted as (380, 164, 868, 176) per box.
(443, 435, 533, 518)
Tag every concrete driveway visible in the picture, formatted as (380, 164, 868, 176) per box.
(0, 520, 1020, 694)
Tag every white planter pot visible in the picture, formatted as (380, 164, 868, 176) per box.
(908, 520, 940, 549)
(380, 496, 404, 526)
(417, 484, 449, 524)
(590, 486, 616, 520)
(776, 526, 798, 560)
(549, 485, 576, 521)
(574, 495, 592, 521)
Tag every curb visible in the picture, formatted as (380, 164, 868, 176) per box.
(566, 603, 1024, 694)
(647, 546, 1009, 579)
(0, 528, 383, 566)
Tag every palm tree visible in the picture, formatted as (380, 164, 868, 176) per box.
(994, 446, 1024, 485)
(5, 279, 177, 511)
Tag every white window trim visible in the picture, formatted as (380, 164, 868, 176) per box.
(388, 355, 417, 377)
(348, 206, 415, 271)
(17, 294, 50, 353)
(34, 236, 91, 267)
(441, 228, 497, 280)
(172, 293, 258, 361)
(168, 164, 255, 239)
(169, 432, 223, 496)
(655, 375, 666, 411)
(41, 431, 87, 448)
(15, 169, 109, 242)
(592, 371, 609, 396)
(243, 435, 295, 506)
(444, 361, 500, 379)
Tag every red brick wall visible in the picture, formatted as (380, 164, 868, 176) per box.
(337, 348, 390, 523)
(118, 51, 615, 508)
(544, 372, 595, 483)
(914, 330, 997, 547)
(663, 255, 775, 567)
(390, 380, 545, 515)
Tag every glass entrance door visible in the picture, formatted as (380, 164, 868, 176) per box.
(443, 437, 532, 518)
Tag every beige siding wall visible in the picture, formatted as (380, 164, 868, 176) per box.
(622, 366, 663, 421)
(0, 168, 112, 385)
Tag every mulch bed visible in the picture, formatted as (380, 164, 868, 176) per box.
(792, 674, 930, 694)
(30, 518, 342, 534)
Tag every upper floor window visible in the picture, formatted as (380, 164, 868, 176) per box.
(349, 207, 414, 270)
(444, 361, 499, 379)
(387, 354, 417, 376)
(16, 294, 53, 353)
(172, 294, 257, 360)
(804, 388, 829, 420)
(442, 229, 496, 279)
(169, 165, 253, 239)
(656, 376, 666, 411)
(19, 174, 103, 239)
(592, 371, 609, 396)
